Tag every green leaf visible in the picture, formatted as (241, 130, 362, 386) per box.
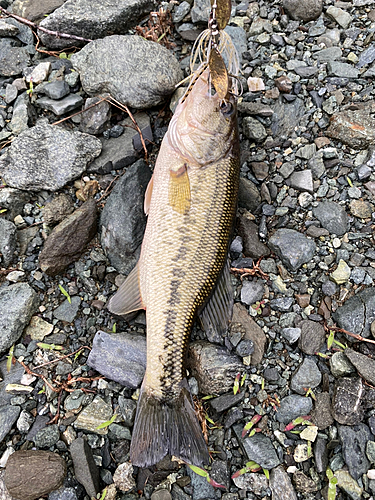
(112, 323, 116, 333)
(327, 330, 334, 350)
(240, 373, 247, 387)
(187, 464, 209, 478)
(37, 342, 64, 351)
(38, 386, 46, 394)
(59, 52, 68, 59)
(263, 468, 270, 479)
(74, 349, 83, 361)
(0, 208, 7, 214)
(59, 284, 71, 304)
(346, 176, 353, 187)
(233, 373, 240, 395)
(333, 339, 346, 350)
(99, 488, 107, 500)
(6, 345, 14, 373)
(205, 414, 215, 425)
(201, 394, 216, 400)
(96, 413, 117, 430)
(261, 377, 265, 390)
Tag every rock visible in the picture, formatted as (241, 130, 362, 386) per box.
(280, 327, 301, 344)
(247, 77, 265, 92)
(0, 20, 19, 36)
(330, 259, 351, 285)
(238, 178, 262, 213)
(327, 105, 375, 149)
(0, 43, 30, 77)
(87, 330, 146, 388)
(49, 487, 78, 500)
(173, 1, 190, 22)
(17, 410, 34, 433)
(270, 298, 294, 312)
(311, 392, 334, 430)
(118, 397, 137, 427)
(70, 438, 101, 499)
(289, 170, 313, 194)
(330, 351, 355, 377)
(268, 229, 316, 272)
(0, 120, 101, 191)
(282, 0, 321, 21)
(231, 303, 266, 365)
(0, 188, 30, 222)
(42, 80, 70, 100)
(26, 62, 51, 85)
(53, 296, 81, 323)
(151, 491, 172, 500)
(293, 470, 318, 492)
(33, 424, 60, 448)
(242, 117, 267, 143)
(344, 349, 375, 386)
(0, 359, 25, 407)
(74, 396, 113, 435)
(0, 405, 21, 444)
(290, 358, 322, 395)
(210, 392, 244, 413)
(338, 424, 372, 480)
(241, 279, 264, 306)
(237, 217, 269, 259)
(187, 341, 244, 395)
(39, 199, 97, 276)
(0, 219, 16, 267)
(36, 94, 84, 116)
(232, 473, 268, 494)
(313, 201, 348, 236)
(333, 377, 364, 425)
(234, 426, 280, 469)
(333, 287, 375, 338)
(271, 97, 306, 139)
(79, 96, 111, 135)
(26, 415, 50, 442)
(113, 462, 136, 492)
(12, 0, 66, 22)
(42, 194, 75, 226)
(10, 93, 32, 135)
(177, 23, 203, 41)
(100, 160, 152, 274)
(314, 46, 342, 62)
(0, 283, 38, 355)
(276, 395, 313, 424)
(334, 470, 363, 500)
(88, 113, 150, 174)
(4, 450, 66, 500)
(269, 465, 297, 500)
(191, 0, 210, 23)
(314, 436, 329, 473)
(350, 199, 373, 219)
(327, 61, 359, 79)
(72, 35, 182, 109)
(326, 5, 353, 29)
(39, 0, 156, 48)
(187, 462, 215, 500)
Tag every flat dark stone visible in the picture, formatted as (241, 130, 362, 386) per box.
(234, 425, 281, 469)
(70, 438, 101, 499)
(338, 423, 373, 480)
(210, 392, 245, 413)
(332, 377, 364, 425)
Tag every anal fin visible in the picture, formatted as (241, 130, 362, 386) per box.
(168, 164, 191, 215)
(107, 263, 145, 317)
(144, 174, 154, 216)
(199, 259, 234, 343)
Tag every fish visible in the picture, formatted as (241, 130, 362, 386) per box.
(108, 62, 240, 467)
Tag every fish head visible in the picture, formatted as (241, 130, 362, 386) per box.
(169, 70, 238, 166)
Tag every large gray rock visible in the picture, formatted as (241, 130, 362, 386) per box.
(333, 377, 364, 425)
(70, 438, 101, 499)
(269, 466, 298, 500)
(327, 103, 375, 149)
(268, 229, 316, 272)
(0, 405, 21, 444)
(0, 219, 17, 267)
(187, 341, 244, 395)
(87, 330, 146, 388)
(338, 424, 372, 480)
(276, 395, 313, 424)
(0, 40, 30, 77)
(100, 160, 152, 274)
(313, 201, 348, 236)
(283, 0, 322, 22)
(38, 199, 98, 276)
(344, 348, 375, 386)
(38, 0, 157, 49)
(0, 188, 31, 222)
(71, 35, 183, 109)
(0, 283, 38, 355)
(332, 287, 375, 338)
(0, 120, 101, 191)
(12, 0, 66, 22)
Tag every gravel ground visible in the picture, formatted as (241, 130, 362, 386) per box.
(1, 0, 375, 499)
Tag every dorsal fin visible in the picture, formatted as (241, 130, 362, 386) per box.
(168, 164, 191, 215)
(199, 260, 234, 342)
(144, 174, 154, 215)
(107, 263, 145, 316)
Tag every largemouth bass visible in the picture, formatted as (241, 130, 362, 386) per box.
(108, 68, 239, 467)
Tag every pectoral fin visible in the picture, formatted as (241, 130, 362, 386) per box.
(199, 260, 234, 340)
(107, 263, 145, 316)
(144, 174, 154, 215)
(168, 164, 191, 215)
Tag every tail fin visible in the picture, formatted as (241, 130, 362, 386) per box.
(130, 382, 210, 468)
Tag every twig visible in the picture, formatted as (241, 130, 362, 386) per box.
(0, 7, 93, 43)
(17, 359, 59, 392)
(52, 97, 107, 126)
(33, 29, 81, 58)
(231, 257, 269, 281)
(325, 324, 375, 345)
(96, 175, 119, 204)
(104, 96, 149, 160)
(32, 345, 91, 370)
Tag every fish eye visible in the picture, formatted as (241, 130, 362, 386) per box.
(220, 101, 234, 117)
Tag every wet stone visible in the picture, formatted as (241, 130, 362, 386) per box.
(118, 397, 137, 427)
(333, 287, 375, 338)
(298, 320, 325, 355)
(311, 392, 334, 430)
(242, 116, 267, 143)
(344, 348, 375, 386)
(79, 96, 111, 135)
(269, 465, 297, 500)
(231, 303, 266, 365)
(36, 94, 83, 116)
(87, 330, 146, 388)
(280, 328, 301, 344)
(53, 296, 81, 323)
(4, 450, 66, 500)
(333, 377, 364, 425)
(290, 358, 322, 395)
(289, 170, 313, 194)
(314, 436, 329, 473)
(237, 217, 269, 259)
(74, 396, 113, 435)
(234, 426, 280, 469)
(270, 297, 294, 312)
(70, 437, 101, 499)
(188, 341, 244, 395)
(330, 351, 356, 377)
(338, 423, 373, 480)
(0, 219, 17, 268)
(268, 229, 316, 272)
(33, 424, 60, 448)
(276, 395, 313, 424)
(49, 486, 78, 500)
(187, 461, 215, 500)
(293, 470, 318, 492)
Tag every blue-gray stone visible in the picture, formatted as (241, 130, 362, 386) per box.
(270, 297, 294, 312)
(313, 201, 348, 236)
(0, 219, 17, 267)
(49, 487, 78, 500)
(269, 465, 297, 500)
(0, 405, 21, 444)
(268, 229, 316, 272)
(333, 287, 375, 338)
(276, 395, 313, 424)
(234, 426, 280, 469)
(338, 423, 373, 480)
(187, 462, 215, 499)
(357, 44, 375, 68)
(241, 279, 265, 305)
(34, 424, 60, 448)
(87, 330, 146, 388)
(53, 296, 81, 323)
(290, 358, 322, 395)
(43, 80, 70, 100)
